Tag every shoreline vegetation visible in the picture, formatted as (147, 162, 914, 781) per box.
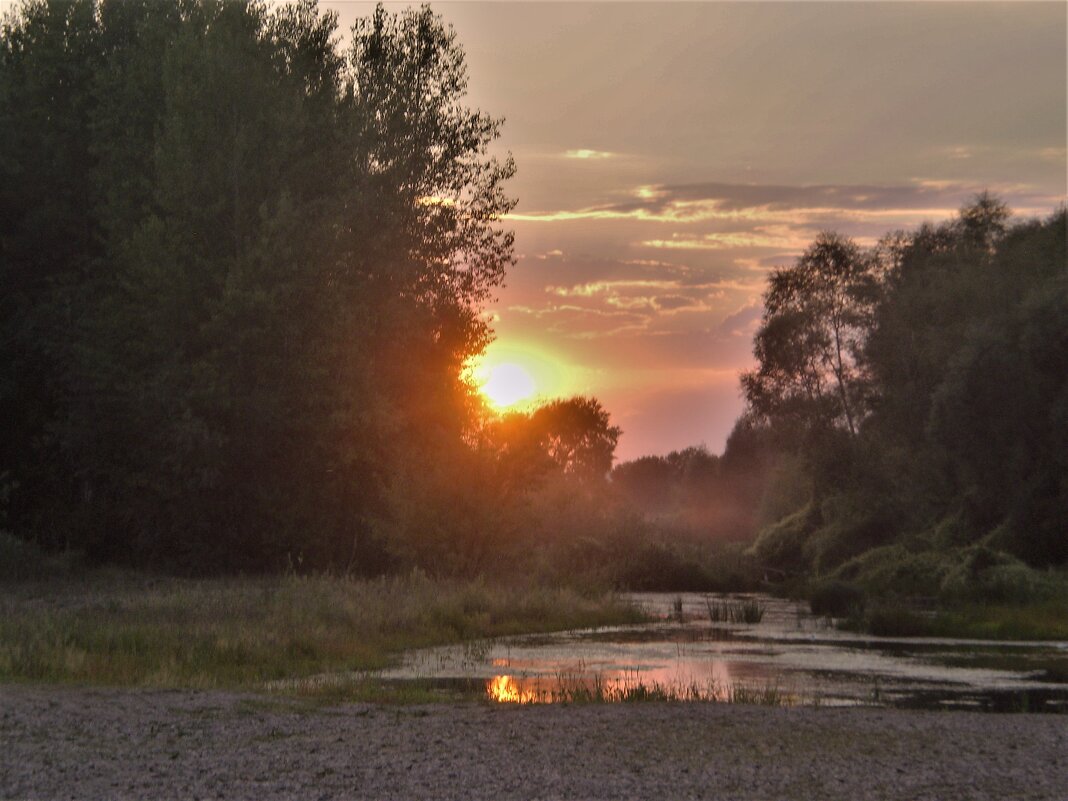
(0, 535, 646, 695)
(837, 599, 1068, 642)
(3, 533, 1065, 702)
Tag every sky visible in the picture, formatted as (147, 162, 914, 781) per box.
(9, 0, 1060, 461)
(346, 0, 1063, 462)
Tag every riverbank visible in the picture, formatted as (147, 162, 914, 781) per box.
(0, 572, 643, 691)
(3, 685, 1066, 800)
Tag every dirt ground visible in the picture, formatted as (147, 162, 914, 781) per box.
(2, 686, 1066, 800)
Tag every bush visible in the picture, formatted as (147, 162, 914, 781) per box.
(801, 495, 900, 574)
(940, 546, 1060, 603)
(862, 606, 933, 638)
(746, 503, 817, 573)
(808, 580, 866, 617)
(832, 545, 952, 598)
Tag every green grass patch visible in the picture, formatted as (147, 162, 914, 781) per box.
(843, 599, 1068, 641)
(0, 570, 646, 691)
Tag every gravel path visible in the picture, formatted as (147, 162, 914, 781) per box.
(2, 686, 1067, 800)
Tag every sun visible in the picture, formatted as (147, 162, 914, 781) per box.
(467, 340, 578, 412)
(479, 362, 537, 409)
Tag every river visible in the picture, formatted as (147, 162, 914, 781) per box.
(377, 592, 1068, 711)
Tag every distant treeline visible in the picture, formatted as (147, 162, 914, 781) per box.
(740, 196, 1067, 598)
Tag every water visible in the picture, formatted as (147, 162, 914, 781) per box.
(372, 593, 1068, 710)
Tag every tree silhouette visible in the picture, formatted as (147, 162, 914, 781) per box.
(0, 1, 516, 571)
(742, 233, 877, 437)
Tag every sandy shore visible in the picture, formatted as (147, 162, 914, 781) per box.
(2, 686, 1066, 800)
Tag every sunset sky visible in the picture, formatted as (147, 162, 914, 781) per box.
(112, 1, 1068, 459)
(373, 1, 1065, 461)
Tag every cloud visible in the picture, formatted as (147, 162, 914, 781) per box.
(549, 279, 681, 297)
(508, 179, 1062, 226)
(564, 149, 615, 160)
(498, 180, 1064, 359)
(652, 295, 697, 311)
(718, 302, 763, 337)
(1037, 147, 1067, 163)
(640, 225, 816, 251)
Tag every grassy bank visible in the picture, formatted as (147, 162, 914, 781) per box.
(0, 570, 645, 692)
(841, 600, 1068, 641)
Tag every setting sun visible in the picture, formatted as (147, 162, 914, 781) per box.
(479, 362, 536, 409)
(469, 340, 580, 412)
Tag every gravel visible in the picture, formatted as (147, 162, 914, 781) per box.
(2, 686, 1066, 800)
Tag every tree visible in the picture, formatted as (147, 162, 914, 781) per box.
(0, 0, 102, 541)
(743, 198, 1068, 585)
(527, 397, 621, 481)
(742, 232, 878, 438)
(0, 0, 517, 572)
(487, 396, 621, 485)
(611, 456, 676, 512)
(925, 211, 1067, 564)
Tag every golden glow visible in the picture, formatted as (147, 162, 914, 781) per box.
(634, 184, 664, 200)
(483, 668, 780, 704)
(468, 340, 579, 411)
(487, 675, 542, 703)
(416, 194, 456, 206)
(480, 362, 536, 408)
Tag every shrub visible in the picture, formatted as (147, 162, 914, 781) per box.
(808, 580, 866, 617)
(832, 545, 952, 597)
(862, 606, 933, 638)
(940, 546, 1060, 604)
(746, 503, 817, 573)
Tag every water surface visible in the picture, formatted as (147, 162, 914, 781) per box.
(376, 593, 1068, 710)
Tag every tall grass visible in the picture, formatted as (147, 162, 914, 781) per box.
(0, 570, 645, 689)
(705, 597, 766, 624)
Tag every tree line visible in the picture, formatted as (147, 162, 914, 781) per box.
(742, 195, 1067, 594)
(1, 0, 568, 574)
(5, 1, 1062, 593)
(2, 0, 652, 582)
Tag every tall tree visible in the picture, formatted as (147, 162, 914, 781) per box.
(742, 233, 877, 438)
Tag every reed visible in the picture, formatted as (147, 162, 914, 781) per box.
(704, 597, 766, 624)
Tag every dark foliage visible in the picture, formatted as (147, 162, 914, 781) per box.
(744, 195, 1068, 585)
(1, 0, 516, 572)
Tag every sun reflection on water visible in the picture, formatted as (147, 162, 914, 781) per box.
(484, 664, 780, 704)
(487, 675, 544, 703)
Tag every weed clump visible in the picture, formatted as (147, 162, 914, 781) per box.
(704, 597, 765, 624)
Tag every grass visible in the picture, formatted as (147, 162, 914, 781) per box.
(705, 597, 766, 624)
(842, 599, 1068, 641)
(0, 569, 646, 693)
